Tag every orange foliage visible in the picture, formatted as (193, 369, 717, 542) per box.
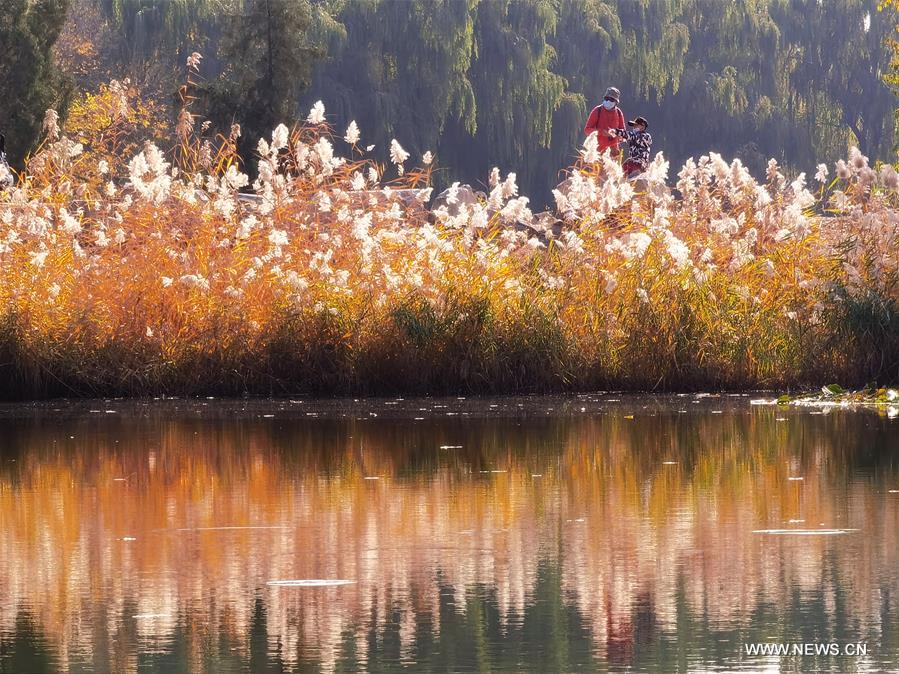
(63, 79, 170, 181)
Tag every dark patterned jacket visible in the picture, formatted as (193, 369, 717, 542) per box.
(614, 128, 652, 168)
(0, 151, 11, 189)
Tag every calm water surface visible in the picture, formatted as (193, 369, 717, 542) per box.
(0, 394, 898, 673)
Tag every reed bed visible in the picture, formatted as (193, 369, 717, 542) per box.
(1, 77, 898, 398)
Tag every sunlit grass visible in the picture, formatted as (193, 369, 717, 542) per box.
(1, 76, 898, 397)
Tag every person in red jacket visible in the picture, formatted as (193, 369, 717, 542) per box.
(584, 87, 625, 158)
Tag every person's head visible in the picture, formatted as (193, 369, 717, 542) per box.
(603, 87, 620, 110)
(627, 116, 648, 132)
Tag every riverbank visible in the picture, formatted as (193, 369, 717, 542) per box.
(1, 96, 898, 399)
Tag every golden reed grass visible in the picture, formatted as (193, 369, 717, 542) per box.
(1, 74, 898, 398)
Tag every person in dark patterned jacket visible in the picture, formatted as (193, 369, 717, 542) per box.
(0, 134, 11, 189)
(608, 116, 652, 177)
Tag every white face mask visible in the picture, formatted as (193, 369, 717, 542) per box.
(602, 100, 615, 110)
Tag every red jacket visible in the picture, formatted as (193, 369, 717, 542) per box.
(584, 105, 625, 156)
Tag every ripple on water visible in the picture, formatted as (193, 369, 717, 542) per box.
(753, 529, 860, 535)
(157, 526, 290, 532)
(266, 580, 356, 587)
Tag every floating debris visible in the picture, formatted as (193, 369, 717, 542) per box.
(777, 386, 899, 408)
(439, 445, 463, 449)
(133, 613, 169, 620)
(788, 477, 804, 481)
(363, 476, 380, 480)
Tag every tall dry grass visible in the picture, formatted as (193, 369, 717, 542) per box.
(1, 73, 898, 398)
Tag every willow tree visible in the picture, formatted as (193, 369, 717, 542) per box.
(99, 0, 232, 63)
(303, 0, 478, 175)
(773, 0, 897, 163)
(612, 0, 691, 102)
(652, 0, 784, 173)
(437, 0, 567, 198)
(475, 2, 565, 160)
(553, 0, 620, 101)
(0, 0, 71, 164)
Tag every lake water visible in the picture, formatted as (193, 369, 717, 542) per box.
(0, 395, 897, 673)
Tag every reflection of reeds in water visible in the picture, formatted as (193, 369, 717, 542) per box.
(0, 408, 897, 671)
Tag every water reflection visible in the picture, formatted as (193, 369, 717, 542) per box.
(0, 397, 897, 672)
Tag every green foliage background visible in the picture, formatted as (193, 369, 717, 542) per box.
(301, 0, 897, 202)
(7, 0, 899, 201)
(0, 0, 71, 164)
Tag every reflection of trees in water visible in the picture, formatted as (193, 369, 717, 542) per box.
(4, 562, 897, 673)
(0, 612, 56, 674)
(0, 404, 898, 672)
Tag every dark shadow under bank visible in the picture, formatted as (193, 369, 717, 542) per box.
(0, 376, 888, 403)
(0, 356, 892, 402)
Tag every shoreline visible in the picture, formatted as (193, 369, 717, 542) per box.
(0, 389, 892, 413)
